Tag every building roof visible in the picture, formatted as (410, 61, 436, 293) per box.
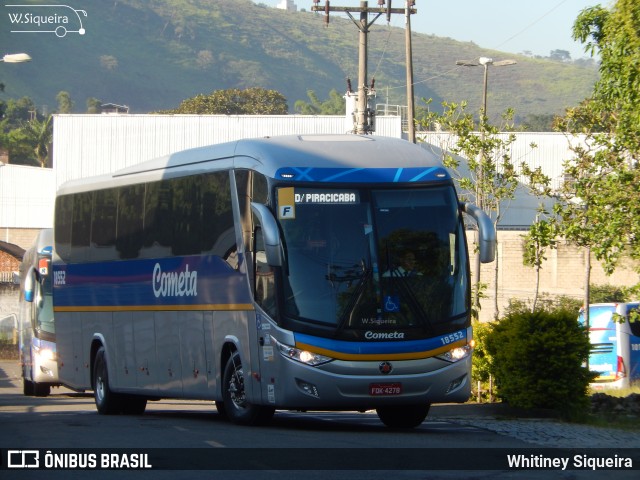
(0, 241, 25, 260)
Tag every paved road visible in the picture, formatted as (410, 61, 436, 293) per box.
(1, 360, 638, 479)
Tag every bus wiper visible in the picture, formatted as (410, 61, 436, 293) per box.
(335, 260, 371, 333)
(387, 268, 433, 332)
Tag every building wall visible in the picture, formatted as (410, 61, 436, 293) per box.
(1, 228, 39, 250)
(420, 131, 585, 192)
(0, 164, 56, 229)
(0, 284, 19, 342)
(52, 114, 403, 190)
(0, 248, 21, 343)
(474, 231, 640, 322)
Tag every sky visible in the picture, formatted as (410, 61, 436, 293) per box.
(257, 0, 605, 60)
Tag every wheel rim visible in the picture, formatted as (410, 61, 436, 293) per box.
(96, 374, 105, 403)
(228, 359, 246, 409)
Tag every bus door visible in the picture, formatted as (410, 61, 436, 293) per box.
(252, 223, 279, 406)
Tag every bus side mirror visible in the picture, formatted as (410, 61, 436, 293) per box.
(24, 266, 35, 303)
(460, 202, 496, 263)
(250, 202, 283, 267)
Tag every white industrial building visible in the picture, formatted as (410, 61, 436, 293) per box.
(1, 113, 581, 236)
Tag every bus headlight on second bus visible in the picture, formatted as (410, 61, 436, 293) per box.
(274, 338, 333, 366)
(33, 344, 55, 361)
(436, 344, 472, 363)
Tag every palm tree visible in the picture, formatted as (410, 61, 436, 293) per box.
(21, 115, 53, 167)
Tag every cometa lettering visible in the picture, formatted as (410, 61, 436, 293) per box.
(365, 331, 405, 339)
(152, 263, 198, 298)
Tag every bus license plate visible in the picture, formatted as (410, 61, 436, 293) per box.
(369, 383, 402, 396)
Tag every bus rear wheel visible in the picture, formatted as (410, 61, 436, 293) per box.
(376, 404, 430, 428)
(93, 346, 121, 415)
(222, 351, 274, 425)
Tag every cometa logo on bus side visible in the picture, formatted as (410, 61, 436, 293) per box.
(152, 263, 198, 298)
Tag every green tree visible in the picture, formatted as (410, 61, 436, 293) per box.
(21, 115, 53, 167)
(294, 89, 345, 115)
(521, 209, 557, 312)
(519, 113, 557, 132)
(418, 101, 539, 319)
(1, 96, 36, 131)
(86, 98, 102, 113)
(552, 0, 640, 318)
(158, 87, 288, 115)
(573, 0, 640, 155)
(4, 128, 35, 165)
(0, 96, 37, 164)
(549, 49, 572, 62)
(56, 91, 74, 113)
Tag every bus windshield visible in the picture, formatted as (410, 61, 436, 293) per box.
(278, 186, 468, 333)
(581, 305, 616, 330)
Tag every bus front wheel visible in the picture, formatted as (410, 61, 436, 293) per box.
(376, 404, 430, 428)
(222, 351, 274, 425)
(93, 347, 121, 415)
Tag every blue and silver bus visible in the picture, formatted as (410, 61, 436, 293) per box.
(52, 135, 495, 427)
(18, 228, 59, 396)
(580, 302, 640, 390)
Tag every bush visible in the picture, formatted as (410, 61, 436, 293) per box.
(471, 320, 492, 383)
(485, 307, 596, 418)
(590, 284, 629, 303)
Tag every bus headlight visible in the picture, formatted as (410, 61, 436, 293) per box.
(274, 338, 333, 366)
(33, 345, 55, 361)
(436, 345, 472, 363)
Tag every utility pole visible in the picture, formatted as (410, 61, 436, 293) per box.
(404, 1, 415, 143)
(312, 1, 416, 135)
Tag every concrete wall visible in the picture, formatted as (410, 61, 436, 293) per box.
(475, 231, 640, 322)
(1, 228, 39, 250)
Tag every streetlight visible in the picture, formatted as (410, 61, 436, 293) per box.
(456, 57, 516, 312)
(456, 57, 516, 124)
(1, 53, 32, 63)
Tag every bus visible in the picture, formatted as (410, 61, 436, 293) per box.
(18, 228, 60, 397)
(52, 134, 496, 427)
(580, 302, 640, 390)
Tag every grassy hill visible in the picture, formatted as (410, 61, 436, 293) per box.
(0, 0, 598, 122)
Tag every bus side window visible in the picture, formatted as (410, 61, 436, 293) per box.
(254, 226, 276, 318)
(54, 195, 73, 261)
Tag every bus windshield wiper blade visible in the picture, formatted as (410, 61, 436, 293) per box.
(336, 261, 371, 333)
(388, 269, 433, 332)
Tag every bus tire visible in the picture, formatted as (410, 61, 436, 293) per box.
(376, 404, 430, 428)
(33, 382, 51, 397)
(215, 400, 227, 419)
(93, 347, 121, 415)
(222, 351, 274, 425)
(23, 377, 35, 396)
